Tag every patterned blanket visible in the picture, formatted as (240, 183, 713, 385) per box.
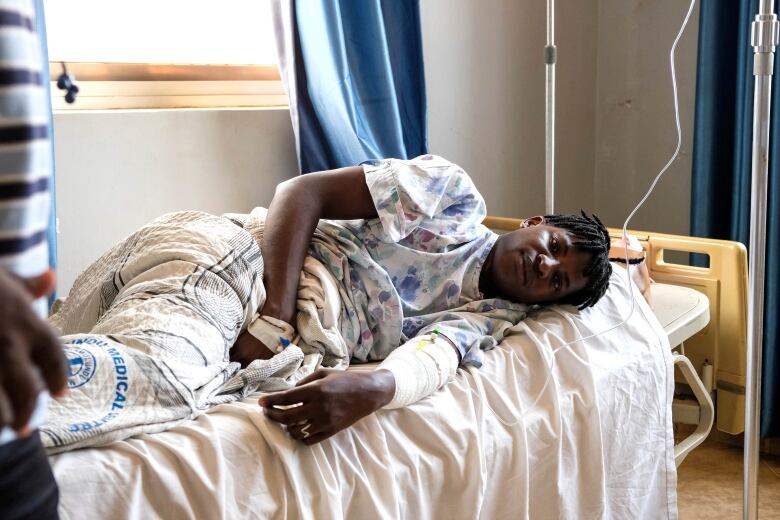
(42, 210, 339, 452)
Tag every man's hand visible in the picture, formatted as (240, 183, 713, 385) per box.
(0, 268, 67, 434)
(259, 368, 395, 445)
(230, 330, 276, 367)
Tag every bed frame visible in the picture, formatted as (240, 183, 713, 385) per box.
(483, 217, 749, 451)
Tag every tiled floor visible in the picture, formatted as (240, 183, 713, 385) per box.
(677, 440, 780, 518)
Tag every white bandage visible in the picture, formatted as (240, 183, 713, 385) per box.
(378, 333, 459, 409)
(247, 314, 296, 353)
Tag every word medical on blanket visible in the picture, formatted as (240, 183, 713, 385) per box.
(66, 337, 130, 433)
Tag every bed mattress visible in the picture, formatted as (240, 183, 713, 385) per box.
(49, 268, 677, 519)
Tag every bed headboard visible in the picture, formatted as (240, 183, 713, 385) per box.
(483, 216, 749, 435)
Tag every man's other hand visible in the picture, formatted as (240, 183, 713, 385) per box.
(258, 368, 395, 445)
(0, 268, 67, 434)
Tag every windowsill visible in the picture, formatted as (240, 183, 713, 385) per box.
(50, 80, 288, 111)
(52, 105, 291, 115)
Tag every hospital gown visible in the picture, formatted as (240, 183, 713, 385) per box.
(307, 154, 527, 368)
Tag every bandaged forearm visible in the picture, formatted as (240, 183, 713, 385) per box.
(377, 333, 459, 409)
(247, 314, 296, 353)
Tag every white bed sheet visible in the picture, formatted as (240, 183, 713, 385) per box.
(49, 268, 677, 519)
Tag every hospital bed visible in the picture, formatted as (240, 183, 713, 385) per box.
(47, 219, 745, 519)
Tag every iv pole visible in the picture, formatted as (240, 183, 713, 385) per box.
(745, 1, 778, 518)
(545, 0, 556, 215)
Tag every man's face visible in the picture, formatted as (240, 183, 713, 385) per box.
(488, 217, 592, 305)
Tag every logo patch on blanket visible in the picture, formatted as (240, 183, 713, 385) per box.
(66, 347, 97, 388)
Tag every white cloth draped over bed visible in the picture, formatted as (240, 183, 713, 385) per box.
(49, 267, 677, 519)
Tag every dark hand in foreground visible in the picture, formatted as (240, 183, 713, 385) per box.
(0, 268, 67, 434)
(259, 368, 395, 445)
(230, 330, 276, 367)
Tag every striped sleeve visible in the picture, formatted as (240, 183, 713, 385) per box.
(0, 0, 51, 278)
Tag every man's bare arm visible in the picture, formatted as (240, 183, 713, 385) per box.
(260, 166, 378, 324)
(230, 165, 378, 365)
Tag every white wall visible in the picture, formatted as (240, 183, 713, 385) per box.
(421, 0, 699, 235)
(53, 108, 298, 294)
(420, 0, 599, 218)
(593, 0, 700, 235)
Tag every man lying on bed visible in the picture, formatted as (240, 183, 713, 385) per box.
(42, 155, 611, 451)
(233, 155, 612, 444)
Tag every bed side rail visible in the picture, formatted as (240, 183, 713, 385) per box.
(630, 230, 748, 435)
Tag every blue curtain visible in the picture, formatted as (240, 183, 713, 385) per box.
(276, 0, 427, 173)
(33, 0, 57, 302)
(691, 0, 779, 437)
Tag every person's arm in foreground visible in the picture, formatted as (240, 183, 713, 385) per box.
(227, 167, 399, 443)
(0, 268, 68, 434)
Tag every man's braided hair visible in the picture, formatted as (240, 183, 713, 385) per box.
(542, 211, 612, 310)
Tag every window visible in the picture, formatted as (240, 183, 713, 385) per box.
(43, 0, 285, 110)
